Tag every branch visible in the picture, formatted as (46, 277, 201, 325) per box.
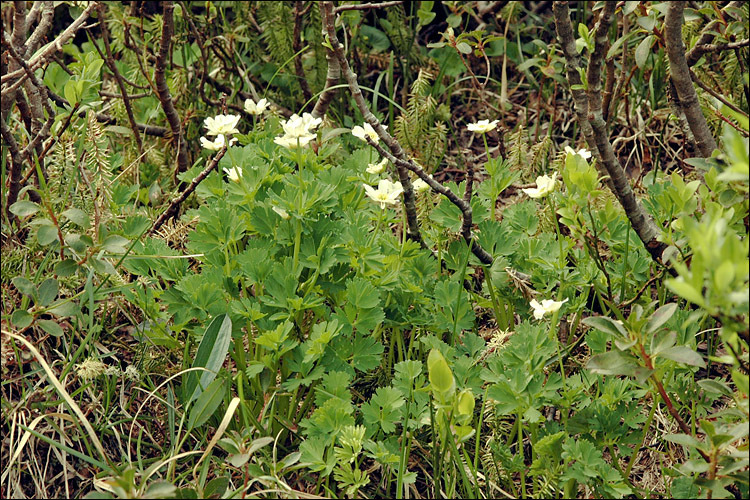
(154, 1, 190, 183)
(1, 1, 96, 85)
(553, 2, 669, 266)
(319, 2, 421, 245)
(97, 3, 143, 156)
(311, 37, 341, 119)
(293, 1, 313, 103)
(333, 1, 403, 14)
(1, 117, 24, 224)
(664, 2, 718, 158)
(149, 147, 228, 236)
(685, 1, 743, 66)
(692, 38, 749, 54)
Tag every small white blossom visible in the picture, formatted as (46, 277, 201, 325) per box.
(200, 134, 236, 151)
(75, 358, 107, 381)
(467, 119, 499, 134)
(282, 113, 322, 138)
(274, 133, 315, 149)
(366, 158, 388, 174)
(363, 179, 404, 209)
(564, 146, 592, 160)
(272, 206, 290, 220)
(529, 298, 568, 320)
(223, 166, 242, 182)
(123, 365, 140, 382)
(274, 112, 321, 149)
(352, 123, 382, 143)
(244, 98, 270, 115)
(522, 173, 558, 199)
(412, 178, 431, 193)
(203, 114, 241, 136)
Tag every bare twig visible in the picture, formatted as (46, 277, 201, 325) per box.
(1, 1, 96, 85)
(685, 1, 742, 66)
(320, 1, 497, 264)
(333, 1, 403, 14)
(154, 1, 190, 183)
(293, 1, 313, 103)
(553, 2, 669, 266)
(149, 147, 228, 236)
(320, 2, 424, 244)
(665, 2, 718, 158)
(97, 3, 143, 156)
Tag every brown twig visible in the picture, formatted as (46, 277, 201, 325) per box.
(333, 1, 403, 14)
(320, 2, 422, 246)
(1, 2, 96, 85)
(97, 3, 143, 156)
(685, 1, 743, 66)
(664, 2, 718, 158)
(553, 2, 669, 266)
(153, 1, 190, 183)
(149, 147, 228, 236)
(293, 1, 313, 104)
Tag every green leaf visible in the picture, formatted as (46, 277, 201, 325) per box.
(361, 386, 404, 434)
(663, 433, 707, 451)
(102, 235, 130, 254)
(456, 42, 472, 54)
(62, 208, 90, 228)
(650, 331, 676, 356)
(38, 319, 64, 337)
(666, 279, 705, 306)
(635, 35, 653, 69)
(55, 259, 79, 277)
(586, 350, 638, 376)
(582, 316, 627, 338)
(427, 348, 454, 394)
(658, 346, 706, 368)
(38, 278, 59, 307)
(37, 225, 59, 246)
(10, 200, 41, 217)
(188, 378, 226, 429)
(645, 303, 677, 334)
(184, 314, 233, 403)
(456, 389, 475, 416)
(47, 299, 79, 317)
(697, 379, 734, 396)
(11, 309, 33, 328)
(12, 277, 37, 299)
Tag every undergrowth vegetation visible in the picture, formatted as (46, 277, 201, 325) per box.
(1, 1, 748, 498)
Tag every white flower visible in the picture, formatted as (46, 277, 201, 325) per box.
(522, 173, 558, 199)
(529, 298, 568, 320)
(244, 98, 269, 115)
(223, 166, 242, 182)
(363, 179, 404, 209)
(300, 112, 323, 132)
(200, 134, 236, 151)
(282, 113, 322, 138)
(564, 146, 592, 160)
(274, 112, 321, 149)
(366, 158, 388, 174)
(352, 123, 383, 143)
(203, 114, 241, 136)
(467, 119, 499, 134)
(123, 365, 140, 382)
(272, 206, 290, 220)
(412, 178, 431, 193)
(274, 133, 315, 149)
(75, 358, 107, 381)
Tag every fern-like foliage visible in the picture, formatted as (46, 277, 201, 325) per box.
(393, 69, 447, 170)
(505, 126, 551, 180)
(257, 3, 295, 68)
